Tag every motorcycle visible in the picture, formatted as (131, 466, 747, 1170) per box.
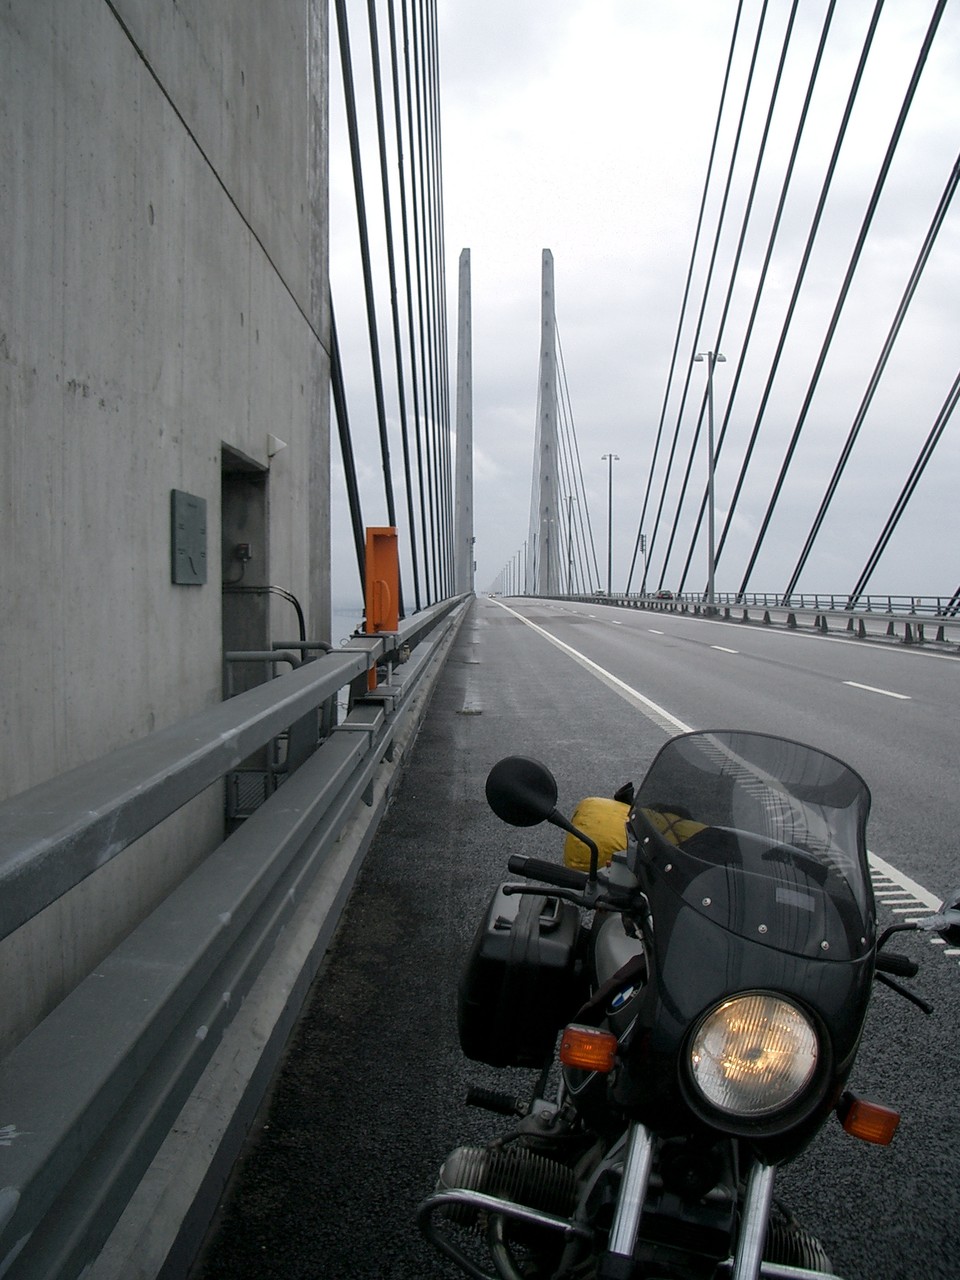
(418, 729, 960, 1280)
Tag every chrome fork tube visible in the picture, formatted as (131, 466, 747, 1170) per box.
(605, 1122, 655, 1260)
(731, 1160, 776, 1280)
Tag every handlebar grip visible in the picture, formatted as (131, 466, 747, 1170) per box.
(875, 951, 919, 978)
(507, 855, 589, 891)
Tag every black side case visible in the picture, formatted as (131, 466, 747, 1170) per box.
(457, 884, 584, 1068)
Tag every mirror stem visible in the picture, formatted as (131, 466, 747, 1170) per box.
(548, 810, 600, 883)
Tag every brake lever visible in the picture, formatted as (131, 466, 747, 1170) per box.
(502, 882, 633, 913)
(502, 882, 598, 910)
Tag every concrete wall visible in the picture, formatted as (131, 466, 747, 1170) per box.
(0, 0, 329, 1050)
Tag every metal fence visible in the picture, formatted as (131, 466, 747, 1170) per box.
(0, 596, 469, 1280)
(515, 592, 960, 646)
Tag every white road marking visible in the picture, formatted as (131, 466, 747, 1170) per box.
(869, 854, 940, 909)
(490, 600, 952, 969)
(711, 645, 739, 654)
(844, 681, 911, 700)
(614, 605, 960, 663)
(648, 629, 664, 635)
(868, 856, 959, 969)
(491, 598, 691, 733)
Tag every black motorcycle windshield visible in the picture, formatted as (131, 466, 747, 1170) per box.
(631, 731, 874, 959)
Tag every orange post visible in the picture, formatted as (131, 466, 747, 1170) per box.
(365, 527, 399, 689)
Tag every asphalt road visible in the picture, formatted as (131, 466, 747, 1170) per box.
(191, 596, 960, 1280)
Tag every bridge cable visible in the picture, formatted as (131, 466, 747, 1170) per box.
(366, 0, 422, 612)
(735, 0, 949, 598)
(624, 0, 746, 594)
(417, 0, 450, 599)
(639, 1, 770, 594)
(402, 0, 441, 601)
(387, 0, 432, 606)
(417, 0, 448, 598)
(557, 328, 602, 590)
(334, 2, 402, 593)
(329, 301, 367, 588)
(656, 0, 800, 591)
(674, 0, 838, 596)
(848, 367, 960, 604)
(707, 0, 885, 585)
(784, 149, 960, 601)
(528, 377, 544, 590)
(425, 0, 454, 593)
(556, 352, 592, 593)
(554, 400, 578, 592)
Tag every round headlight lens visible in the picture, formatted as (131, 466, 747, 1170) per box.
(689, 993, 818, 1117)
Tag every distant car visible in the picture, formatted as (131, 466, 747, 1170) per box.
(655, 589, 674, 600)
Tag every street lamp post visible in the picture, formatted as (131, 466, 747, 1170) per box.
(601, 454, 619, 596)
(694, 352, 725, 613)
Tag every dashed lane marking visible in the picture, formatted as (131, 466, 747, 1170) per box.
(491, 598, 691, 734)
(844, 681, 911, 700)
(490, 599, 953, 973)
(869, 854, 956, 972)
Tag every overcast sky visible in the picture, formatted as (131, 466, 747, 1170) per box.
(329, 0, 959, 616)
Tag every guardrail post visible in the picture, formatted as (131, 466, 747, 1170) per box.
(787, 613, 797, 629)
(903, 622, 914, 645)
(858, 619, 867, 639)
(762, 610, 771, 626)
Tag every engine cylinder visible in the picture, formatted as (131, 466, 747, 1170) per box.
(438, 1145, 577, 1227)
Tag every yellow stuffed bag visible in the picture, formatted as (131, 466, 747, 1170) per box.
(563, 796, 631, 871)
(563, 799, 708, 870)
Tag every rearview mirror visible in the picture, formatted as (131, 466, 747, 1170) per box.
(485, 756, 558, 827)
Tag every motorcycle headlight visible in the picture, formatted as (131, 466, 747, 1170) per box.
(688, 993, 819, 1118)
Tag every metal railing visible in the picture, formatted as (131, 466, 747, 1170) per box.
(0, 595, 469, 1280)
(516, 592, 960, 647)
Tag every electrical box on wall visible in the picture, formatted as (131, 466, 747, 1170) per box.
(365, 527, 399, 633)
(170, 489, 207, 585)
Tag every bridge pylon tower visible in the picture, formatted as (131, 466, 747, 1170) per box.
(454, 248, 474, 595)
(530, 248, 561, 596)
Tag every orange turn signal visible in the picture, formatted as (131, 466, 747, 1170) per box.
(559, 1024, 619, 1073)
(838, 1093, 900, 1145)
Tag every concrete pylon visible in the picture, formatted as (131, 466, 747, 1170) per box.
(454, 249, 474, 595)
(534, 249, 559, 596)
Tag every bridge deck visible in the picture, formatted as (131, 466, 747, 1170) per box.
(189, 595, 667, 1279)
(189, 596, 955, 1280)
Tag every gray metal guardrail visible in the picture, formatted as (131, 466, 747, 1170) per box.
(517, 592, 960, 647)
(0, 595, 469, 1280)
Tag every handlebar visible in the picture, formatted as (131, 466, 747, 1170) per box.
(507, 855, 590, 892)
(874, 951, 919, 979)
